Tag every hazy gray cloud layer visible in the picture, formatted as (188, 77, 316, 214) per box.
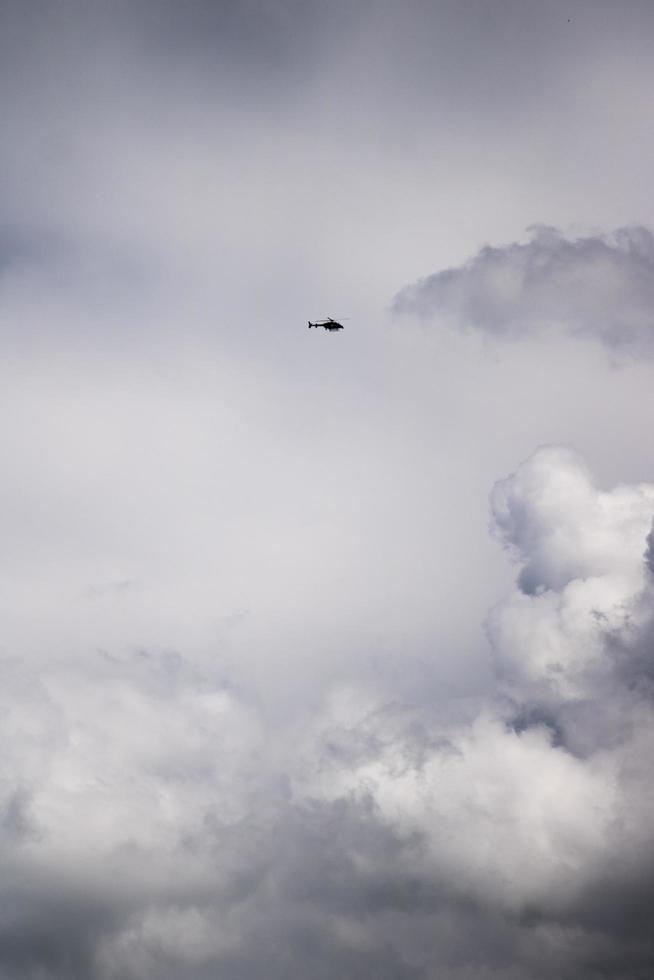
(393, 226, 654, 354)
(3, 0, 654, 978)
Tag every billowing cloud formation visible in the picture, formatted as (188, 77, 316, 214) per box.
(393, 226, 654, 354)
(2, 447, 654, 978)
(488, 447, 654, 702)
(299, 447, 654, 977)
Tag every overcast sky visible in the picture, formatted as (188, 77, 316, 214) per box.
(2, 2, 654, 978)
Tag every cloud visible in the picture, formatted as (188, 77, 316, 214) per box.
(645, 519, 654, 577)
(3, 2, 654, 977)
(489, 444, 654, 596)
(487, 446, 654, 704)
(392, 226, 654, 354)
(297, 447, 654, 977)
(1, 447, 654, 977)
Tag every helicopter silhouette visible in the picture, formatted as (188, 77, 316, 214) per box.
(308, 317, 347, 331)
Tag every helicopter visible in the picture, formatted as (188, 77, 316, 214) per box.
(308, 317, 346, 331)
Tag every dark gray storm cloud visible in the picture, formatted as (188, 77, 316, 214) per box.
(393, 226, 654, 354)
